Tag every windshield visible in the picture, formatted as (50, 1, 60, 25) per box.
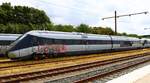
(8, 34, 27, 50)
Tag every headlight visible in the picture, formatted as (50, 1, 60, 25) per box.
(8, 53, 16, 58)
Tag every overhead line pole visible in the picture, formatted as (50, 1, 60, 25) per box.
(115, 11, 117, 35)
(102, 11, 148, 35)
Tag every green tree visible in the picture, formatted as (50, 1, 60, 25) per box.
(120, 32, 127, 36)
(62, 25, 74, 32)
(92, 27, 114, 35)
(76, 24, 91, 33)
(127, 34, 139, 38)
(0, 3, 52, 33)
(52, 24, 74, 32)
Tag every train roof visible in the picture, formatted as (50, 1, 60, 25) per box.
(141, 38, 150, 41)
(0, 34, 21, 41)
(26, 30, 111, 40)
(111, 36, 140, 41)
(25, 30, 140, 41)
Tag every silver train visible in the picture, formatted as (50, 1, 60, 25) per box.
(0, 34, 21, 56)
(7, 30, 150, 60)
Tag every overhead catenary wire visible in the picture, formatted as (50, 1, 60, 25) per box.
(102, 11, 149, 35)
(102, 11, 148, 20)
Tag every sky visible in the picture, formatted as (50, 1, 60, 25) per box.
(0, 0, 150, 35)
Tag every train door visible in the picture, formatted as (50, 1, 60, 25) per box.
(109, 36, 113, 50)
(84, 40, 88, 51)
(143, 40, 147, 47)
(81, 34, 88, 53)
(35, 37, 41, 52)
(32, 36, 40, 59)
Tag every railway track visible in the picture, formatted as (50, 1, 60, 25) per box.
(46, 54, 150, 83)
(0, 49, 149, 76)
(0, 49, 149, 69)
(0, 60, 16, 64)
(74, 56, 150, 83)
(0, 52, 150, 83)
(0, 58, 12, 63)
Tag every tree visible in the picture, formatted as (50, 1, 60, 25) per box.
(76, 24, 91, 33)
(62, 25, 75, 32)
(0, 3, 52, 33)
(121, 32, 127, 36)
(53, 24, 74, 32)
(127, 34, 139, 38)
(92, 27, 114, 35)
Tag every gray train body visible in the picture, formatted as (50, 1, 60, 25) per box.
(7, 30, 150, 60)
(0, 34, 21, 56)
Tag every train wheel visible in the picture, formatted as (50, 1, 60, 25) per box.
(41, 54, 47, 59)
(53, 53, 58, 58)
(33, 54, 39, 60)
(34, 56, 39, 60)
(34, 55, 39, 60)
(45, 54, 49, 59)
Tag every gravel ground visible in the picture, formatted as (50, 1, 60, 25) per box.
(26, 55, 150, 83)
(92, 60, 150, 83)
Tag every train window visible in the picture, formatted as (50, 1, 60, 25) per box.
(80, 40, 83, 44)
(98, 40, 103, 44)
(0, 41, 3, 45)
(86, 40, 111, 45)
(72, 40, 75, 44)
(106, 40, 111, 44)
(0, 41, 2, 45)
(0, 41, 12, 45)
(54, 39, 62, 44)
(9, 34, 33, 51)
(47, 39, 53, 44)
(37, 37, 54, 45)
(96, 40, 99, 44)
(120, 41, 132, 47)
(86, 40, 90, 44)
(82, 40, 87, 44)
(100, 40, 105, 44)
(67, 39, 80, 45)
(40, 38, 45, 45)
(113, 40, 120, 44)
(62, 39, 67, 45)
(71, 40, 75, 44)
(94, 40, 97, 44)
(62, 39, 69, 45)
(51, 39, 112, 45)
(75, 39, 84, 45)
(61, 39, 66, 44)
(85, 40, 93, 44)
(14, 35, 32, 50)
(52, 39, 71, 45)
(72, 40, 78, 44)
(99, 40, 103, 44)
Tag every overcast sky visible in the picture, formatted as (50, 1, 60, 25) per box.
(1, 0, 150, 35)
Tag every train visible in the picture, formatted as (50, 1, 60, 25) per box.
(0, 34, 21, 56)
(7, 30, 150, 60)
